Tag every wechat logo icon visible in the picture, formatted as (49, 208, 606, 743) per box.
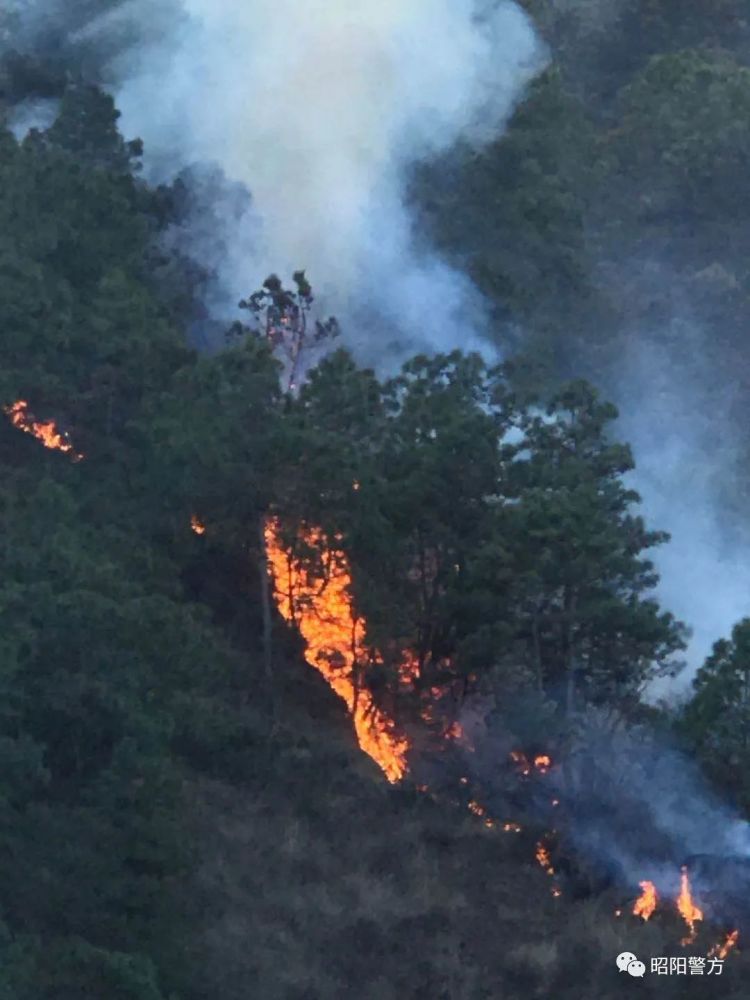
(617, 952, 646, 978)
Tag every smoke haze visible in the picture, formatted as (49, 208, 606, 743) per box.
(66, 0, 543, 360)
(4, 3, 746, 687)
(611, 314, 750, 695)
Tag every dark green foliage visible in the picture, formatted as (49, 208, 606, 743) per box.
(681, 619, 750, 810)
(274, 350, 684, 735)
(502, 380, 686, 707)
(4, 14, 750, 997)
(0, 86, 255, 999)
(413, 68, 601, 348)
(44, 84, 144, 173)
(610, 50, 750, 223)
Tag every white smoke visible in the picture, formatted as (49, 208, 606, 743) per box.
(614, 319, 750, 696)
(75, 0, 543, 359)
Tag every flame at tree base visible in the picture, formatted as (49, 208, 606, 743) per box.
(633, 880, 658, 921)
(264, 518, 409, 783)
(677, 866, 704, 945)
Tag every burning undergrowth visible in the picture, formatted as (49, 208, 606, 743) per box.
(264, 517, 410, 784)
(3, 400, 82, 460)
(261, 511, 750, 955)
(9, 388, 748, 975)
(451, 694, 750, 940)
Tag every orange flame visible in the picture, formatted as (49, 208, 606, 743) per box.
(446, 720, 464, 741)
(190, 515, 206, 535)
(510, 750, 552, 776)
(632, 880, 658, 921)
(265, 519, 409, 783)
(5, 400, 82, 460)
(709, 930, 739, 960)
(677, 867, 704, 945)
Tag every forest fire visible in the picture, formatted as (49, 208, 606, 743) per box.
(510, 750, 552, 776)
(263, 517, 735, 939)
(264, 519, 409, 783)
(535, 838, 563, 897)
(632, 880, 658, 921)
(709, 930, 739, 959)
(677, 866, 704, 945)
(535, 841, 555, 876)
(467, 800, 496, 829)
(4, 400, 82, 460)
(624, 869, 743, 957)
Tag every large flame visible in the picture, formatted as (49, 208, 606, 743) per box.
(265, 518, 409, 783)
(677, 867, 704, 945)
(4, 400, 82, 460)
(632, 880, 658, 921)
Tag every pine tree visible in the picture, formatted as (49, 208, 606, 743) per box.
(682, 618, 750, 808)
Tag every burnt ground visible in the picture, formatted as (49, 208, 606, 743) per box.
(177, 658, 750, 999)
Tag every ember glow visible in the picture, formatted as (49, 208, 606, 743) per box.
(191, 515, 206, 535)
(466, 799, 496, 829)
(4, 400, 82, 460)
(510, 750, 552, 776)
(632, 880, 658, 921)
(264, 518, 409, 783)
(535, 841, 555, 876)
(535, 839, 563, 897)
(677, 867, 704, 945)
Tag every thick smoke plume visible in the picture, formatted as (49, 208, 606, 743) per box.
(8, 4, 740, 686)
(61, 0, 543, 360)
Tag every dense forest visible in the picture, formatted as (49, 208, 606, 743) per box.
(3, 2, 750, 998)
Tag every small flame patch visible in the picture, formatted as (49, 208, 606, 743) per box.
(5, 400, 82, 460)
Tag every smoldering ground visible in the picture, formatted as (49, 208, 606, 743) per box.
(447, 695, 750, 926)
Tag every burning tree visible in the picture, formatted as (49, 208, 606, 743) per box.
(263, 352, 688, 770)
(231, 272, 340, 392)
